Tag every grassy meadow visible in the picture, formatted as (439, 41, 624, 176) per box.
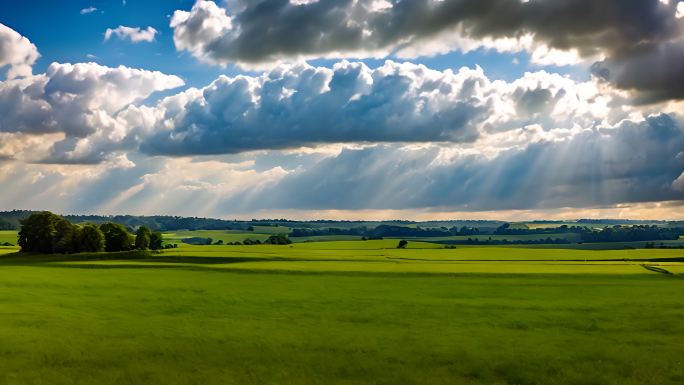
(0, 230, 18, 244)
(0, 231, 683, 384)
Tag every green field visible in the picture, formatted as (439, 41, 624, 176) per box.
(407, 233, 584, 243)
(0, 230, 18, 245)
(163, 229, 275, 244)
(0, 236, 683, 384)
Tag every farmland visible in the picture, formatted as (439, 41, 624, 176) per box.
(0, 231, 683, 384)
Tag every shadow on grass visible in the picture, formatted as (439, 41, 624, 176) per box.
(0, 251, 272, 266)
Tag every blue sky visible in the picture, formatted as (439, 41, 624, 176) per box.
(1, 0, 684, 220)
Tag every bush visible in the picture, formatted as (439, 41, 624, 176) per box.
(397, 240, 408, 249)
(264, 234, 293, 245)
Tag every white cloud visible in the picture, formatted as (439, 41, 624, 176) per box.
(80, 7, 97, 14)
(2, 24, 683, 216)
(0, 61, 184, 163)
(132, 60, 630, 157)
(0, 23, 40, 78)
(104, 26, 158, 43)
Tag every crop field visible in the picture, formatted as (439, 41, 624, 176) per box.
(0, 237, 683, 384)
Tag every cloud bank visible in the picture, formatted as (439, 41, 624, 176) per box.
(170, 0, 684, 103)
(1, 21, 683, 218)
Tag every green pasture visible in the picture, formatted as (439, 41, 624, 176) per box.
(0, 230, 18, 244)
(0, 253, 683, 384)
(406, 233, 584, 243)
(1, 237, 683, 384)
(162, 230, 273, 244)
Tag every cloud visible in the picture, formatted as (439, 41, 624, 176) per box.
(168, 0, 679, 65)
(0, 23, 40, 78)
(169, 0, 684, 102)
(592, 40, 684, 104)
(104, 26, 158, 43)
(80, 7, 97, 14)
(138, 60, 628, 156)
(236, 114, 684, 212)
(0, 61, 184, 163)
(5, 112, 680, 216)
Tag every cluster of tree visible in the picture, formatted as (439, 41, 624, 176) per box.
(242, 234, 292, 245)
(290, 225, 480, 238)
(581, 225, 684, 243)
(439, 237, 572, 246)
(181, 237, 214, 245)
(577, 219, 667, 225)
(494, 223, 590, 235)
(644, 242, 683, 249)
(263, 234, 292, 245)
(0, 217, 19, 230)
(182, 234, 292, 246)
(1, 242, 13, 246)
(17, 212, 164, 254)
(290, 226, 371, 237)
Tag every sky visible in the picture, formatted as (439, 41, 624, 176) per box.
(1, 0, 684, 221)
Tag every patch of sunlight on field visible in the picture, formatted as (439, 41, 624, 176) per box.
(524, 222, 581, 229)
(132, 243, 684, 266)
(292, 235, 365, 243)
(294, 239, 443, 250)
(58, 258, 655, 275)
(0, 246, 19, 255)
(184, 261, 654, 274)
(656, 264, 684, 274)
(0, 231, 18, 244)
(408, 233, 584, 243)
(162, 230, 271, 244)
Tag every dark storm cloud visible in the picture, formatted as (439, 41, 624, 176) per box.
(592, 41, 684, 104)
(235, 113, 684, 212)
(171, 0, 684, 103)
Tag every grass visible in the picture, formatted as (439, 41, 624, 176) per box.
(1, 238, 683, 384)
(162, 229, 273, 244)
(0, 230, 18, 245)
(406, 233, 584, 243)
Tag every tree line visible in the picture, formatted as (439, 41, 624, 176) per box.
(580, 225, 684, 243)
(290, 225, 480, 238)
(17, 212, 165, 254)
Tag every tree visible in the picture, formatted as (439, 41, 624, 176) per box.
(149, 232, 164, 250)
(397, 240, 408, 249)
(264, 234, 292, 245)
(77, 223, 105, 253)
(135, 226, 152, 250)
(18, 212, 64, 253)
(0, 217, 16, 230)
(53, 218, 76, 254)
(100, 222, 135, 252)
